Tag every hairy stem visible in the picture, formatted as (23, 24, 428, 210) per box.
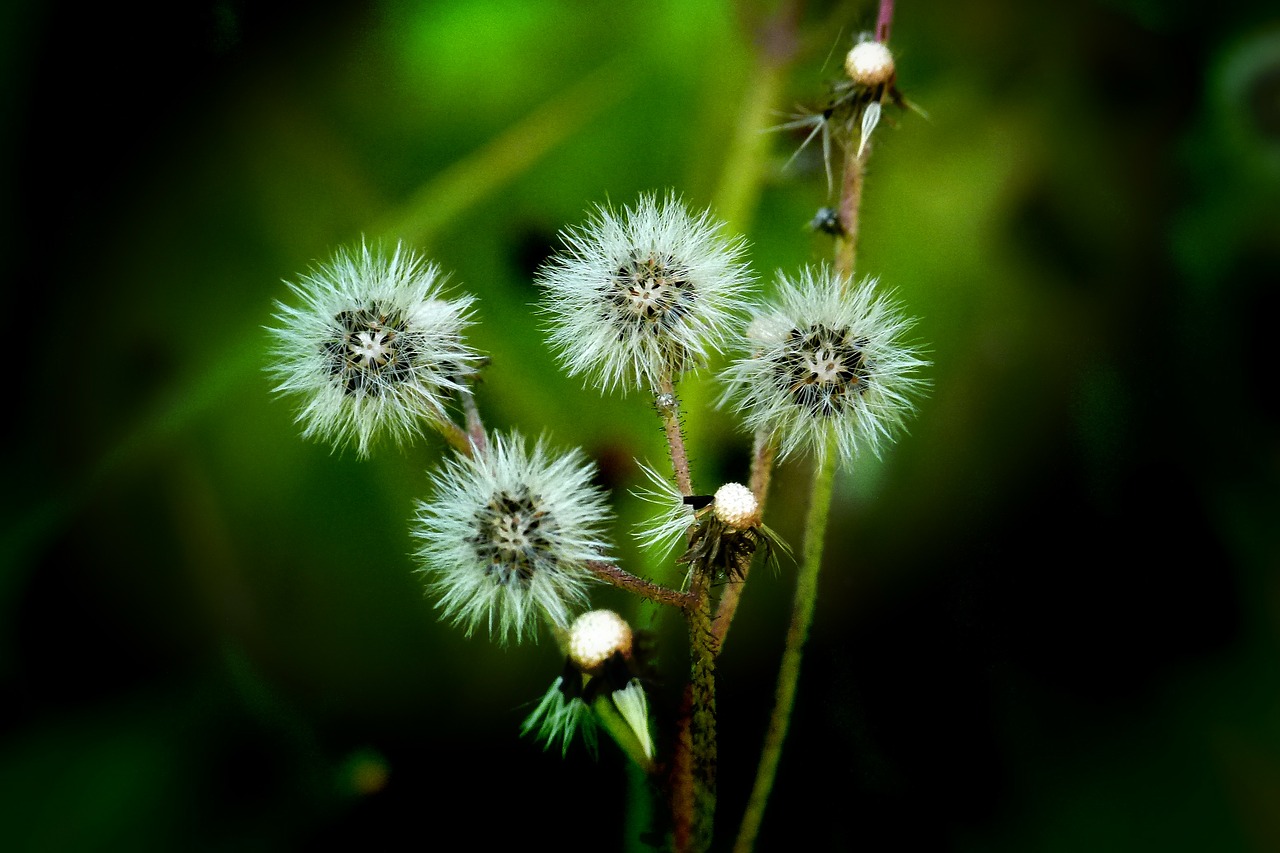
(657, 380, 693, 497)
(835, 144, 867, 280)
(460, 388, 487, 454)
(876, 0, 895, 43)
(672, 563, 717, 853)
(584, 560, 690, 609)
(747, 428, 778, 506)
(732, 449, 836, 853)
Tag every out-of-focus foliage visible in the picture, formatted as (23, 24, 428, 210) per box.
(1, 0, 1277, 850)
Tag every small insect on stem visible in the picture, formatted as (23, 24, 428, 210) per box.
(808, 206, 844, 237)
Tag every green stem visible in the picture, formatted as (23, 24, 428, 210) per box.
(672, 566, 717, 853)
(433, 416, 474, 457)
(732, 448, 836, 853)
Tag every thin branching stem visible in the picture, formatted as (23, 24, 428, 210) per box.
(657, 378, 694, 497)
(747, 428, 778, 506)
(584, 559, 690, 609)
(461, 388, 487, 454)
(683, 564, 718, 852)
(876, 0, 895, 43)
(733, 3, 894, 847)
(434, 416, 474, 457)
(835, 143, 867, 280)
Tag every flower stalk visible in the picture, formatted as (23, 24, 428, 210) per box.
(673, 563, 718, 853)
(657, 380, 694, 498)
(732, 448, 836, 853)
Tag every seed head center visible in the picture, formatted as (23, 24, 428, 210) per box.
(803, 346, 847, 386)
(492, 511, 536, 552)
(612, 254, 691, 323)
(351, 328, 394, 367)
(777, 324, 873, 416)
(325, 305, 420, 397)
(475, 490, 557, 586)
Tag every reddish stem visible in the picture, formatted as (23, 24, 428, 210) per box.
(876, 0, 894, 43)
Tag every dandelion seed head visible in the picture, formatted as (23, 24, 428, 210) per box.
(411, 432, 613, 645)
(266, 240, 481, 457)
(537, 192, 753, 394)
(720, 265, 929, 463)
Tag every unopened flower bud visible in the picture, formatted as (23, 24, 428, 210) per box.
(713, 482, 759, 530)
(845, 40, 895, 88)
(568, 609, 633, 675)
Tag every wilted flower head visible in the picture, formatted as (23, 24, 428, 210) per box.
(536, 192, 753, 394)
(634, 466, 788, 583)
(266, 240, 480, 456)
(774, 32, 912, 193)
(411, 432, 613, 645)
(523, 610, 653, 764)
(720, 265, 928, 463)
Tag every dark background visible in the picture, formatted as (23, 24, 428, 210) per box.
(2, 0, 1278, 850)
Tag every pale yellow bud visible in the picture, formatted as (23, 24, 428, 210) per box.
(845, 40, 895, 88)
(713, 482, 759, 530)
(567, 609, 632, 674)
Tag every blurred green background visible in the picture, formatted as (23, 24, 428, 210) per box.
(3, 0, 1278, 849)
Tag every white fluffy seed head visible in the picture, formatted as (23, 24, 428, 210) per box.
(712, 483, 758, 529)
(568, 609, 633, 674)
(536, 191, 753, 394)
(719, 265, 930, 464)
(265, 240, 481, 457)
(845, 40, 895, 88)
(411, 432, 614, 645)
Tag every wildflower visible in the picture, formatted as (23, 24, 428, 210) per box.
(522, 609, 654, 765)
(536, 192, 753, 394)
(266, 240, 480, 456)
(411, 432, 614, 645)
(720, 265, 928, 463)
